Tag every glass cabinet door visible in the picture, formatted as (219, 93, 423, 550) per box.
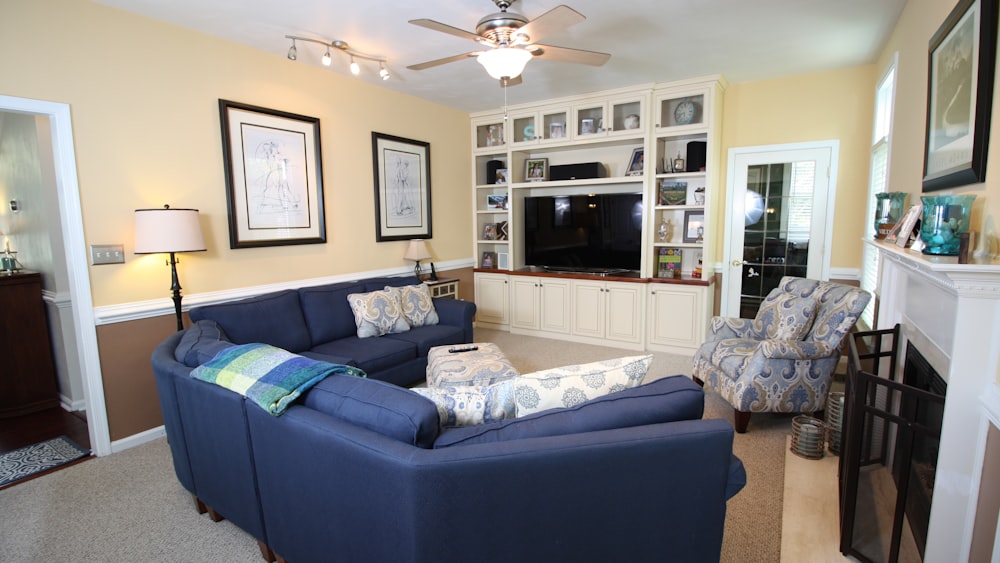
(475, 120, 506, 150)
(510, 112, 537, 146)
(573, 102, 605, 138)
(541, 108, 569, 142)
(656, 93, 706, 130)
(608, 96, 645, 135)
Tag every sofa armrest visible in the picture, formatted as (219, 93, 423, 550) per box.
(758, 339, 836, 360)
(433, 298, 476, 342)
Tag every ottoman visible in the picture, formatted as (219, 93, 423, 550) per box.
(426, 342, 519, 388)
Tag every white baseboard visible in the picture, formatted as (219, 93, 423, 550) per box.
(111, 425, 165, 454)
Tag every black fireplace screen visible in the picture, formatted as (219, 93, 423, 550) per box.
(839, 325, 946, 563)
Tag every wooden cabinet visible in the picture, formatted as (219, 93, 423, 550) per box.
(0, 272, 58, 417)
(510, 276, 570, 334)
(647, 283, 712, 354)
(571, 280, 645, 347)
(474, 273, 509, 328)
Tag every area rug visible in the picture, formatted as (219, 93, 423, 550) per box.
(0, 436, 90, 488)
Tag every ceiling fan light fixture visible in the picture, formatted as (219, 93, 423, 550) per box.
(477, 47, 532, 80)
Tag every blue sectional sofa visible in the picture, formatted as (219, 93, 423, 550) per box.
(151, 275, 747, 562)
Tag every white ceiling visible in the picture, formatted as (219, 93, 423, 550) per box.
(94, 0, 908, 113)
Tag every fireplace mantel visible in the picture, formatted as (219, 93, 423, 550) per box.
(868, 239, 1000, 561)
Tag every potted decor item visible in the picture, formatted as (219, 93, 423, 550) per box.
(919, 194, 975, 255)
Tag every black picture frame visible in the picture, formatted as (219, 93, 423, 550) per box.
(683, 210, 705, 243)
(922, 0, 998, 192)
(372, 132, 432, 242)
(218, 99, 326, 249)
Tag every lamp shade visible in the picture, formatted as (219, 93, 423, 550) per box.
(403, 239, 432, 262)
(477, 47, 532, 79)
(134, 206, 206, 254)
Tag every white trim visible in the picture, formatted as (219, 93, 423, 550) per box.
(59, 396, 86, 412)
(0, 95, 111, 457)
(110, 425, 166, 454)
(829, 267, 861, 281)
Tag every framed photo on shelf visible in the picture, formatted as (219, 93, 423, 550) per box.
(495, 168, 508, 185)
(218, 99, 326, 249)
(486, 193, 508, 210)
(481, 222, 497, 241)
(371, 132, 432, 242)
(922, 0, 998, 192)
(549, 122, 565, 139)
(525, 158, 548, 182)
(626, 148, 645, 176)
(481, 251, 498, 269)
(683, 210, 705, 243)
(658, 180, 688, 206)
(497, 252, 509, 270)
(894, 204, 924, 248)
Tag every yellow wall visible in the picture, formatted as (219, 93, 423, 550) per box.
(877, 0, 1000, 256)
(1, 0, 472, 308)
(719, 66, 877, 269)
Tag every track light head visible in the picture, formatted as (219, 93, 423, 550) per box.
(350, 57, 360, 76)
(322, 47, 332, 66)
(283, 35, 388, 80)
(379, 64, 390, 81)
(287, 40, 297, 61)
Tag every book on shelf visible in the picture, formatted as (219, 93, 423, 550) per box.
(657, 248, 682, 278)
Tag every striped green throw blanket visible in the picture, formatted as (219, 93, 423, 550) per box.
(191, 343, 366, 416)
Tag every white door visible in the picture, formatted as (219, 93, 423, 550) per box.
(722, 141, 838, 318)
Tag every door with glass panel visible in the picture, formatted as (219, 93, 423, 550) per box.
(722, 142, 838, 318)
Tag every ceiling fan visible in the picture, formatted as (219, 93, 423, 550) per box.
(406, 0, 610, 87)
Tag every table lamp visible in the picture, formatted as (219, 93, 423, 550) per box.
(403, 239, 432, 279)
(134, 205, 207, 331)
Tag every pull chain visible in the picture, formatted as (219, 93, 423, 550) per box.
(503, 78, 509, 120)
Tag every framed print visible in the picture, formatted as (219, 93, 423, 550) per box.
(219, 99, 325, 249)
(497, 252, 509, 270)
(495, 168, 508, 185)
(922, 0, 998, 191)
(482, 222, 497, 241)
(372, 132, 432, 241)
(526, 158, 548, 182)
(683, 210, 705, 243)
(627, 148, 645, 176)
(487, 194, 508, 210)
(481, 251, 497, 269)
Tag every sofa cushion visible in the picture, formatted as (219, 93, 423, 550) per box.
(174, 320, 235, 367)
(299, 351, 357, 367)
(513, 355, 652, 417)
(364, 275, 420, 292)
(347, 289, 411, 338)
(189, 290, 312, 353)
(310, 336, 417, 374)
(388, 284, 439, 327)
(298, 282, 369, 344)
(411, 381, 516, 427)
(382, 324, 466, 357)
(752, 289, 817, 341)
(304, 374, 440, 447)
(434, 375, 704, 447)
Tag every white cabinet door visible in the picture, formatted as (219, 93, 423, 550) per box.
(474, 273, 509, 326)
(510, 276, 540, 330)
(571, 280, 606, 338)
(539, 277, 571, 334)
(648, 284, 705, 351)
(605, 282, 644, 344)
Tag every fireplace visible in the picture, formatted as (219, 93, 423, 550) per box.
(839, 325, 946, 563)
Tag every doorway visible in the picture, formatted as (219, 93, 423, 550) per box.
(722, 141, 838, 318)
(0, 95, 110, 456)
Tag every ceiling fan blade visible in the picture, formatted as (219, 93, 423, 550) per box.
(529, 44, 610, 66)
(500, 75, 523, 88)
(513, 5, 585, 44)
(409, 18, 494, 46)
(406, 52, 480, 71)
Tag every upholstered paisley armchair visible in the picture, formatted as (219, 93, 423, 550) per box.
(692, 277, 871, 433)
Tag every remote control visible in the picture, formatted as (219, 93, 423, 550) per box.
(448, 345, 479, 353)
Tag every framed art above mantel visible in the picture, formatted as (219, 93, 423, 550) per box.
(922, 0, 998, 192)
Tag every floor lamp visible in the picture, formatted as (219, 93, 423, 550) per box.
(134, 205, 206, 331)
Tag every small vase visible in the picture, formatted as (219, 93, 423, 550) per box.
(919, 194, 975, 255)
(874, 192, 908, 239)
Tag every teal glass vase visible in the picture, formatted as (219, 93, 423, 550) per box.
(874, 192, 908, 239)
(919, 195, 975, 255)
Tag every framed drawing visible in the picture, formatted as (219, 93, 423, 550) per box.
(683, 210, 705, 243)
(922, 0, 998, 192)
(372, 132, 432, 241)
(218, 99, 326, 249)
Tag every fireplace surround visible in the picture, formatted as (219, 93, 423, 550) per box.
(867, 239, 1000, 560)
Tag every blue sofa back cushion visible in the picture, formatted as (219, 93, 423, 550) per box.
(298, 282, 369, 344)
(190, 290, 312, 353)
(174, 320, 235, 367)
(364, 275, 421, 292)
(433, 375, 705, 448)
(303, 374, 440, 448)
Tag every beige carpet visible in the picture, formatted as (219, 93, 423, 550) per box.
(0, 329, 790, 562)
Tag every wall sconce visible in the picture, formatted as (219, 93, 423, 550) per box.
(285, 35, 389, 80)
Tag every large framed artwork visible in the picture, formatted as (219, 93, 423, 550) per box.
(371, 132, 432, 242)
(218, 100, 326, 249)
(922, 0, 998, 192)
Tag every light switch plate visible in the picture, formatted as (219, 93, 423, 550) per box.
(91, 244, 125, 265)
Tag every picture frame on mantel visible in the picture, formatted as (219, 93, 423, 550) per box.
(218, 99, 326, 249)
(922, 0, 998, 192)
(372, 132, 432, 242)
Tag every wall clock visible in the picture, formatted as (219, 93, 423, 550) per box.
(674, 99, 697, 125)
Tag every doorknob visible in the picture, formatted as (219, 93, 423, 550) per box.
(731, 259, 743, 266)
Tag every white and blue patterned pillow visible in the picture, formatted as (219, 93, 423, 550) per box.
(513, 355, 652, 417)
(752, 290, 817, 341)
(386, 284, 439, 328)
(347, 289, 411, 338)
(411, 381, 516, 427)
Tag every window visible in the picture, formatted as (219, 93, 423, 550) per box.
(859, 58, 897, 329)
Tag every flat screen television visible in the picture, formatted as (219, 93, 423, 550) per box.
(523, 193, 644, 274)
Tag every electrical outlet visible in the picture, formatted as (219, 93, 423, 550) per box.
(91, 244, 125, 265)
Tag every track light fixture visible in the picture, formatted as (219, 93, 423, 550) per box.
(284, 35, 389, 79)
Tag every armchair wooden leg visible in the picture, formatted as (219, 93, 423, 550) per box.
(206, 507, 225, 522)
(733, 410, 751, 433)
(692, 376, 705, 387)
(193, 495, 207, 514)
